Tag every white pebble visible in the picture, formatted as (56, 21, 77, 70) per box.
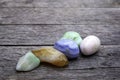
(80, 35, 101, 55)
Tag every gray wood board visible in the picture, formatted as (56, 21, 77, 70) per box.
(0, 8, 120, 25)
(0, 45, 120, 80)
(0, 0, 120, 8)
(0, 0, 120, 79)
(0, 25, 119, 45)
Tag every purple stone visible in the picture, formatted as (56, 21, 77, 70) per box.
(54, 39, 80, 59)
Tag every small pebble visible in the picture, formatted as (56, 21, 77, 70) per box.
(61, 31, 82, 45)
(80, 35, 101, 56)
(16, 51, 40, 71)
(32, 47, 69, 67)
(54, 39, 80, 59)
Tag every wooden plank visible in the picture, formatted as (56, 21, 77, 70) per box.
(0, 0, 120, 8)
(0, 45, 120, 80)
(1, 68, 120, 80)
(0, 45, 120, 69)
(0, 25, 119, 45)
(0, 8, 120, 24)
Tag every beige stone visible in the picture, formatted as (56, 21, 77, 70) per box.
(32, 47, 69, 67)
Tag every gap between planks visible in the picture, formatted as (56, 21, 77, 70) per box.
(0, 44, 119, 46)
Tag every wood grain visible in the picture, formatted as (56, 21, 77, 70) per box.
(1, 68, 120, 80)
(0, 0, 120, 8)
(0, 25, 119, 45)
(0, 45, 120, 80)
(0, 8, 120, 24)
(0, 0, 120, 79)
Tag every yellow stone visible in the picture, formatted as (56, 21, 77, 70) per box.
(32, 47, 69, 67)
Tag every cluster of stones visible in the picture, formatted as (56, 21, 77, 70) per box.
(16, 31, 101, 71)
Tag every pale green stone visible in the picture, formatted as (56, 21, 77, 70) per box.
(16, 51, 40, 71)
(61, 31, 82, 45)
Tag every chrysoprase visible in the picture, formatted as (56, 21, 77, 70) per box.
(32, 47, 69, 67)
(61, 31, 82, 45)
(16, 51, 40, 71)
(54, 39, 80, 59)
(80, 35, 101, 56)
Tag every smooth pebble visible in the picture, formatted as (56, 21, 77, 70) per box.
(61, 31, 82, 45)
(32, 47, 69, 67)
(54, 39, 80, 59)
(80, 35, 101, 56)
(16, 51, 40, 71)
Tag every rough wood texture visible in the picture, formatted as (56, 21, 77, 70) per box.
(0, 0, 120, 8)
(0, 0, 120, 80)
(0, 45, 120, 80)
(0, 8, 120, 24)
(0, 25, 119, 45)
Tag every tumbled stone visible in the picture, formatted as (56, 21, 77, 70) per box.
(16, 51, 40, 71)
(32, 47, 69, 67)
(54, 39, 80, 59)
(61, 31, 82, 45)
(80, 35, 101, 56)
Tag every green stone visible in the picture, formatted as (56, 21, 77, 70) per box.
(16, 51, 40, 71)
(61, 31, 82, 45)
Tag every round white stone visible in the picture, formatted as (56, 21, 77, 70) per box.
(80, 35, 101, 55)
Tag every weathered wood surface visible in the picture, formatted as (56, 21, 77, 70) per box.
(0, 0, 120, 8)
(0, 0, 120, 80)
(0, 25, 120, 45)
(0, 45, 120, 80)
(0, 8, 120, 24)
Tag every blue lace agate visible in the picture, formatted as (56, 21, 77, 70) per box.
(54, 39, 80, 59)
